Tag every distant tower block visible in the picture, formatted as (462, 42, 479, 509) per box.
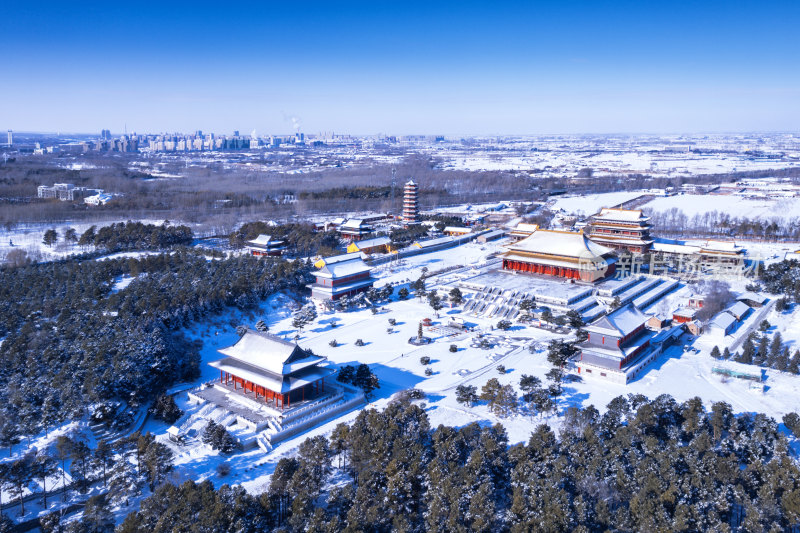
(7, 130, 12, 146)
(402, 179, 419, 224)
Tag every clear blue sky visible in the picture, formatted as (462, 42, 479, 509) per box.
(2, 0, 799, 135)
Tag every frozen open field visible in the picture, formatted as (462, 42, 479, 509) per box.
(550, 191, 645, 216)
(643, 194, 800, 221)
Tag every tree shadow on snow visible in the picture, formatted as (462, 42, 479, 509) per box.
(336, 360, 426, 400)
(558, 387, 591, 413)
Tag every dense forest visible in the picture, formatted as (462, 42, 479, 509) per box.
(118, 395, 800, 532)
(82, 221, 194, 250)
(758, 260, 800, 302)
(228, 222, 341, 256)
(0, 250, 312, 446)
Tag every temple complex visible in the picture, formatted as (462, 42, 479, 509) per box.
(501, 228, 617, 282)
(587, 208, 653, 254)
(209, 330, 334, 409)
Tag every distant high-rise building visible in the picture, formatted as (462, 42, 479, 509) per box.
(100, 129, 111, 140)
(402, 179, 419, 224)
(233, 130, 240, 137)
(7, 130, 12, 146)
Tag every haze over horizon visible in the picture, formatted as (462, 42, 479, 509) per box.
(2, 0, 799, 135)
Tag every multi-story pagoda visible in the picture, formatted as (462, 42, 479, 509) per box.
(501, 228, 617, 282)
(402, 180, 419, 225)
(587, 208, 653, 254)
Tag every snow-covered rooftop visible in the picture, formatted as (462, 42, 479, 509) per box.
(726, 301, 750, 319)
(352, 236, 391, 249)
(316, 252, 363, 266)
(652, 239, 700, 255)
(341, 219, 368, 229)
(593, 208, 649, 222)
(701, 240, 742, 254)
(710, 312, 737, 330)
(314, 258, 372, 279)
(587, 303, 648, 337)
(444, 226, 471, 234)
(673, 307, 698, 319)
(248, 234, 281, 246)
(216, 329, 324, 376)
(737, 292, 768, 305)
(510, 222, 539, 234)
(415, 236, 454, 248)
(506, 228, 613, 259)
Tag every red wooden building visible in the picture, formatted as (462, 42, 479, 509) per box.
(209, 330, 334, 410)
(587, 208, 653, 254)
(501, 228, 617, 283)
(246, 234, 286, 257)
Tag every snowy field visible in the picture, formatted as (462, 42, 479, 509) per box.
(0, 219, 173, 263)
(435, 145, 800, 176)
(550, 191, 646, 216)
(643, 194, 800, 222)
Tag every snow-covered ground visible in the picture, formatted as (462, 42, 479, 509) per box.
(643, 194, 800, 222)
(135, 238, 800, 497)
(0, 219, 175, 263)
(550, 191, 646, 216)
(5, 232, 800, 527)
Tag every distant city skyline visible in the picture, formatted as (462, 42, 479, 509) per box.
(2, 0, 799, 135)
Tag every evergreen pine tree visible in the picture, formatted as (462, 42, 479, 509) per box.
(32, 452, 56, 508)
(6, 456, 32, 515)
(448, 287, 463, 306)
(202, 420, 219, 445)
(93, 440, 114, 488)
(455, 385, 478, 407)
(768, 333, 783, 367)
(76, 494, 115, 533)
(480, 378, 503, 411)
(142, 441, 174, 489)
(789, 350, 800, 374)
(739, 338, 756, 365)
(69, 440, 92, 494)
(42, 229, 58, 247)
(754, 335, 769, 366)
(777, 346, 791, 372)
(54, 435, 74, 502)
